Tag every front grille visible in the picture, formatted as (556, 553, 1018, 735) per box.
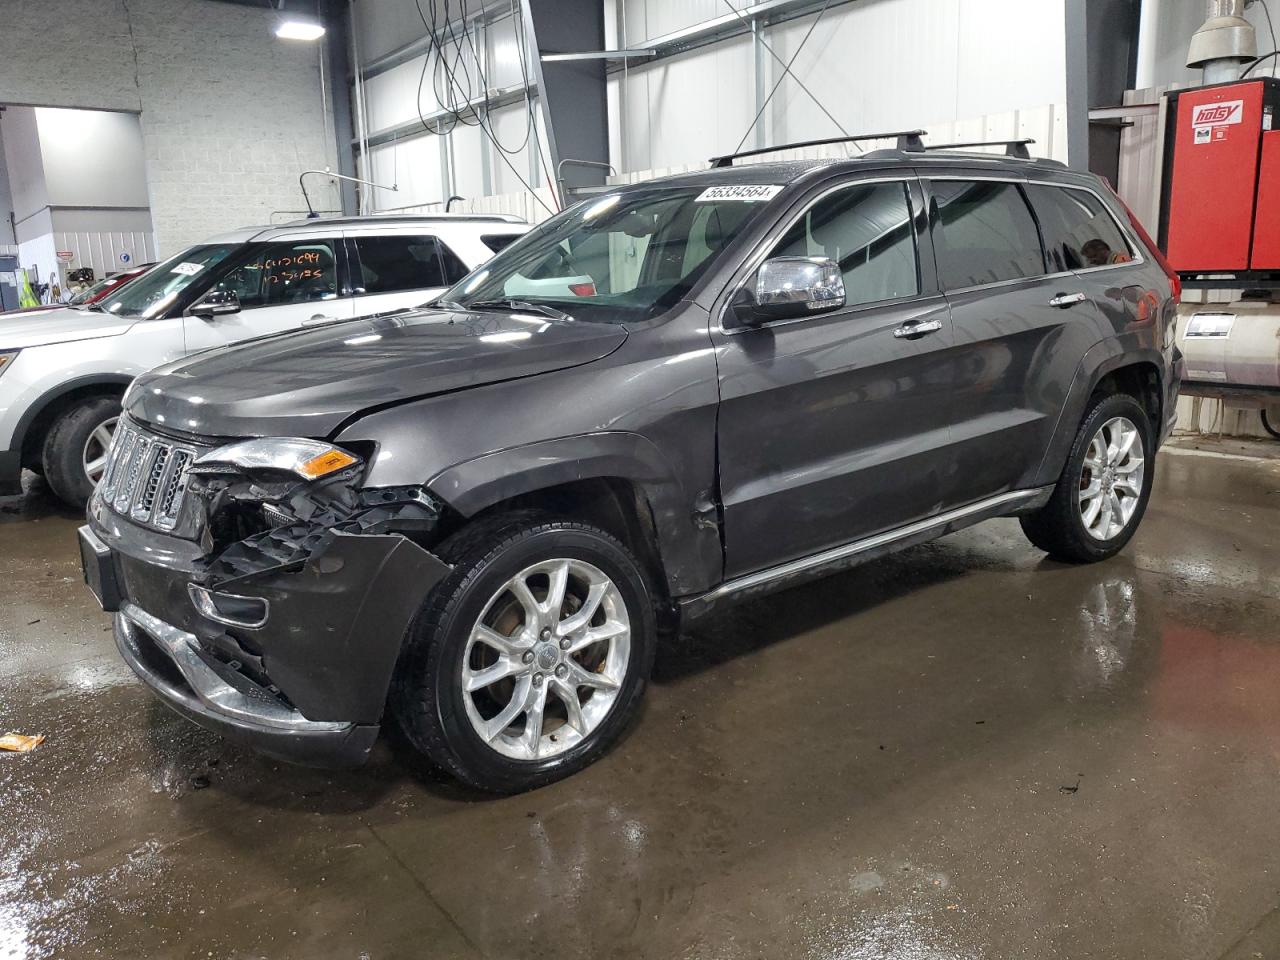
(99, 420, 201, 531)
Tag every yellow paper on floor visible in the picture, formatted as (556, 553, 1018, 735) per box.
(0, 733, 45, 753)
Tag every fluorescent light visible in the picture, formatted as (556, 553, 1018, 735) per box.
(275, 19, 326, 41)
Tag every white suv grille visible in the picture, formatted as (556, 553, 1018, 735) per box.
(99, 421, 199, 531)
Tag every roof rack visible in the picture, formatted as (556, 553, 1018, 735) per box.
(918, 138, 1036, 160)
(709, 130, 927, 168)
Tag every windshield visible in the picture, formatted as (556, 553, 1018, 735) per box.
(99, 244, 240, 319)
(441, 186, 773, 323)
(67, 276, 115, 306)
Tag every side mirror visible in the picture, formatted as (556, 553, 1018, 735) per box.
(727, 256, 845, 328)
(189, 289, 241, 319)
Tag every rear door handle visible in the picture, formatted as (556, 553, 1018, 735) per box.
(304, 313, 335, 326)
(893, 318, 943, 339)
(1048, 291, 1088, 308)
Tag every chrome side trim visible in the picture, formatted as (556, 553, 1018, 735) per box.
(703, 488, 1045, 603)
(118, 603, 348, 732)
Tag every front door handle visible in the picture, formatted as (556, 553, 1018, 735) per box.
(893, 318, 944, 339)
(304, 313, 335, 326)
(1049, 291, 1088, 308)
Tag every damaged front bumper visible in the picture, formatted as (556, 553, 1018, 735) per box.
(81, 487, 451, 768)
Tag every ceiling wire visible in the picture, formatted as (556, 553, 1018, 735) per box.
(729, 0, 839, 155)
(410, 0, 557, 215)
(721, 0, 855, 150)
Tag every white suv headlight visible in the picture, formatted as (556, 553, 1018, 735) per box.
(191, 438, 360, 481)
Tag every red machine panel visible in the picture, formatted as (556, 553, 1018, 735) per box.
(1165, 81, 1266, 271)
(1250, 130, 1280, 269)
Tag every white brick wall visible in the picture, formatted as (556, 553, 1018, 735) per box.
(0, 0, 340, 253)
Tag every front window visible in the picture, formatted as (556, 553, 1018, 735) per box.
(769, 181, 920, 307)
(212, 240, 340, 308)
(442, 187, 773, 323)
(99, 244, 240, 319)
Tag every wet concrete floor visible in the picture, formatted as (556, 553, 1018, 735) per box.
(2, 437, 1279, 959)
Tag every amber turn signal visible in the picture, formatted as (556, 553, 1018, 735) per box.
(299, 448, 358, 479)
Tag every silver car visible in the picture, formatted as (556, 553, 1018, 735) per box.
(0, 214, 527, 506)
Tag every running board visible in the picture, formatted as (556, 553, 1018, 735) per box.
(679, 486, 1053, 620)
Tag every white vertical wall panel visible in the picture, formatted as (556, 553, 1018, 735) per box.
(489, 102, 540, 195)
(365, 135, 445, 209)
(623, 0, 724, 42)
(621, 33, 756, 171)
(53, 231, 157, 278)
(364, 55, 442, 134)
(450, 123, 489, 198)
(619, 0, 1070, 172)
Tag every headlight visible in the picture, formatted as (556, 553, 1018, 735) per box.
(0, 351, 19, 378)
(191, 438, 360, 481)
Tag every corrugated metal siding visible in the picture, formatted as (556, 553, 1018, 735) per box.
(52, 231, 157, 278)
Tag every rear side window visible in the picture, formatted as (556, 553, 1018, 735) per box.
(769, 181, 920, 307)
(1025, 184, 1135, 272)
(931, 180, 1045, 289)
(481, 233, 522, 254)
(353, 235, 470, 294)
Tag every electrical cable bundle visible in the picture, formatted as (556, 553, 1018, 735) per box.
(413, 0, 560, 214)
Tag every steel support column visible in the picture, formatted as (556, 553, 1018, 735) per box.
(523, 0, 611, 193)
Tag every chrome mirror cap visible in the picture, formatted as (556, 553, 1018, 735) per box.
(740, 256, 845, 325)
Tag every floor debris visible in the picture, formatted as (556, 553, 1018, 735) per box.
(0, 733, 46, 753)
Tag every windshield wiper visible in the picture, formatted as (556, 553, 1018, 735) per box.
(467, 299, 571, 321)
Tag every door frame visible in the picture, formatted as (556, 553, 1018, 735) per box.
(708, 171, 941, 335)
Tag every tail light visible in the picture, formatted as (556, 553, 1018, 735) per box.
(1113, 190, 1181, 303)
(568, 281, 597, 297)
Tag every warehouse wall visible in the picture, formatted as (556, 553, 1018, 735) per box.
(0, 0, 338, 254)
(612, 0, 1069, 171)
(351, 0, 1071, 218)
(1, 106, 156, 288)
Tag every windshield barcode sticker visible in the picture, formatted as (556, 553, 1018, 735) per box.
(170, 262, 205, 276)
(695, 185, 783, 203)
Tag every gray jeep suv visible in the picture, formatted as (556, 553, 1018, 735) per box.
(80, 140, 1181, 793)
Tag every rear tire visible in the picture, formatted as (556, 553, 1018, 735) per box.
(1262, 408, 1280, 440)
(392, 511, 656, 793)
(1020, 393, 1154, 563)
(42, 395, 121, 508)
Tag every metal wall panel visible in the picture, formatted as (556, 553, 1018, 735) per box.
(52, 230, 157, 279)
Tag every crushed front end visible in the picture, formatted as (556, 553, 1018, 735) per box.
(79, 415, 450, 767)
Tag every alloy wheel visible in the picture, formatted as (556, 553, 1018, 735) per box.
(82, 416, 118, 486)
(1078, 416, 1145, 541)
(461, 558, 631, 761)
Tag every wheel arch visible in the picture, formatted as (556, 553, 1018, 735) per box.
(425, 432, 723, 600)
(1033, 342, 1166, 487)
(15, 375, 133, 471)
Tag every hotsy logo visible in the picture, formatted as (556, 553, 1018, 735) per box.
(1193, 100, 1244, 126)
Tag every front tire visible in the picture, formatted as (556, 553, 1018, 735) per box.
(393, 512, 656, 793)
(42, 395, 121, 508)
(1020, 393, 1154, 563)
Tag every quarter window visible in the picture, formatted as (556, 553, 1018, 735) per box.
(214, 240, 339, 308)
(353, 235, 469, 294)
(768, 181, 920, 307)
(931, 181, 1045, 289)
(1025, 184, 1135, 272)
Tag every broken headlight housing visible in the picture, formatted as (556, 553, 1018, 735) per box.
(191, 438, 360, 482)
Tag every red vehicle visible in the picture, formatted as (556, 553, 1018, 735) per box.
(0, 263, 155, 318)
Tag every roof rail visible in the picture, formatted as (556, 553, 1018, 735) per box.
(709, 130, 928, 168)
(919, 138, 1036, 160)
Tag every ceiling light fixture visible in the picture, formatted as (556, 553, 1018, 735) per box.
(275, 19, 326, 41)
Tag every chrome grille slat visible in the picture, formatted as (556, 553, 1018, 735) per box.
(99, 419, 200, 531)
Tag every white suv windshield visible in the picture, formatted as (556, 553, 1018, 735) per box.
(99, 244, 240, 319)
(442, 187, 771, 323)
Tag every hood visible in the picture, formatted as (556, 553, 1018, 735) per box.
(126, 306, 628, 439)
(0, 307, 136, 349)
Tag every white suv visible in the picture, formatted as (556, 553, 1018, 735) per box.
(0, 214, 527, 506)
